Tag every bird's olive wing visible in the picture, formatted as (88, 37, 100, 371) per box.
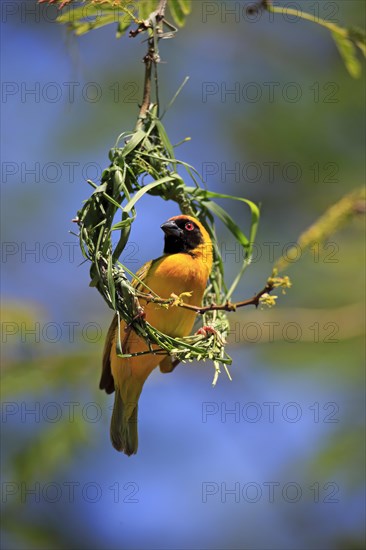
(99, 314, 118, 394)
(131, 259, 154, 291)
(100, 259, 160, 394)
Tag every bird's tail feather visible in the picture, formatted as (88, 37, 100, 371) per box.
(110, 391, 138, 456)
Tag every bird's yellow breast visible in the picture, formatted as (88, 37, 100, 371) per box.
(141, 251, 211, 338)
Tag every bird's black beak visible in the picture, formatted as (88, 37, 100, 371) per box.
(161, 220, 183, 238)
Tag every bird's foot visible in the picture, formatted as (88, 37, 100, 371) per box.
(196, 325, 217, 338)
(125, 309, 146, 333)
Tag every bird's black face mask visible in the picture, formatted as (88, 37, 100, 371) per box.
(161, 218, 203, 254)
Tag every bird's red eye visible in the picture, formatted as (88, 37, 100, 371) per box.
(185, 222, 194, 231)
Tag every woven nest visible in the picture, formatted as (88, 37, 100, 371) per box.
(74, 106, 259, 384)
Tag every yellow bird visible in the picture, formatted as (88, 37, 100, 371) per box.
(100, 215, 213, 455)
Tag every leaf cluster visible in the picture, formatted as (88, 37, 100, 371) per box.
(40, 0, 191, 37)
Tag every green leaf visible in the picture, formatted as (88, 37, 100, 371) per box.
(96, 190, 122, 210)
(196, 190, 260, 256)
(74, 14, 116, 35)
(169, 0, 186, 27)
(138, 0, 156, 21)
(332, 31, 361, 78)
(112, 215, 133, 262)
(56, 1, 136, 37)
(154, 119, 176, 163)
(203, 200, 249, 249)
(107, 255, 116, 309)
(348, 26, 366, 57)
(56, 5, 102, 24)
(178, 0, 191, 16)
(116, 16, 133, 38)
(121, 130, 147, 158)
(201, 194, 260, 301)
(161, 76, 190, 119)
(265, 4, 364, 78)
(123, 176, 175, 212)
(111, 214, 133, 231)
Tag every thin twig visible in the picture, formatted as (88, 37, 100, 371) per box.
(136, 46, 153, 129)
(139, 282, 275, 314)
(156, 0, 168, 19)
(186, 282, 274, 313)
(134, 0, 168, 129)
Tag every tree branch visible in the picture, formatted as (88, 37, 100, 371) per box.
(133, 0, 168, 130)
(136, 47, 154, 130)
(138, 281, 276, 315)
(156, 0, 168, 19)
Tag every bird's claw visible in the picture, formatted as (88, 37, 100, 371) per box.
(125, 309, 146, 332)
(196, 325, 217, 338)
